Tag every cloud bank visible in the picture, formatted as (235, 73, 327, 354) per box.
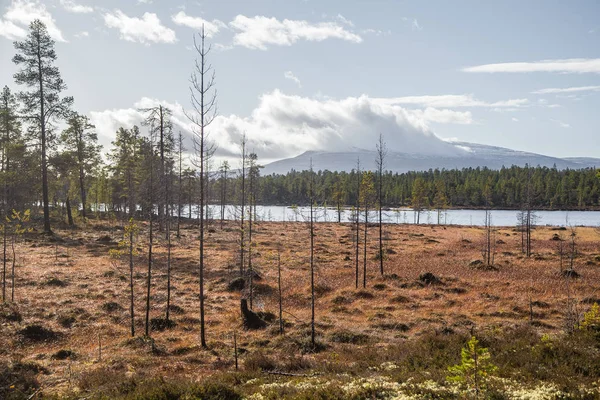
(229, 15, 363, 50)
(103, 10, 177, 45)
(171, 11, 226, 38)
(0, 0, 65, 41)
(60, 0, 93, 14)
(463, 58, 600, 74)
(90, 91, 470, 164)
(532, 85, 600, 94)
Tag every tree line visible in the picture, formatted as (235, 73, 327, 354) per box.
(234, 165, 600, 211)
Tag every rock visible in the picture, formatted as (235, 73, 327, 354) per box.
(469, 260, 484, 267)
(96, 235, 113, 242)
(227, 277, 245, 291)
(561, 269, 580, 279)
(419, 272, 441, 285)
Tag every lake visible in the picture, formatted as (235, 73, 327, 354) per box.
(196, 205, 600, 227)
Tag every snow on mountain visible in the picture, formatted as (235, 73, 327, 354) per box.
(261, 142, 600, 175)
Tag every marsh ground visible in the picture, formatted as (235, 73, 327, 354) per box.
(1, 219, 600, 398)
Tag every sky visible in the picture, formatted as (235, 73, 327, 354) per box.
(0, 0, 599, 165)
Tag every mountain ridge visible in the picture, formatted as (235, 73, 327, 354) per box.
(261, 141, 600, 175)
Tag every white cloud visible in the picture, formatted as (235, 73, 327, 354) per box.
(374, 94, 529, 109)
(335, 14, 354, 27)
(361, 28, 390, 36)
(532, 85, 600, 94)
(0, 19, 25, 40)
(103, 10, 177, 45)
(60, 0, 93, 14)
(229, 15, 362, 50)
(74, 31, 89, 38)
(463, 58, 600, 74)
(89, 97, 192, 151)
(284, 71, 302, 87)
(0, 0, 66, 41)
(551, 119, 571, 128)
(171, 11, 226, 37)
(414, 108, 473, 125)
(411, 19, 422, 31)
(90, 91, 470, 165)
(512, 117, 519, 122)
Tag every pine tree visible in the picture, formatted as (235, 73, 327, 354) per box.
(13, 20, 73, 233)
(0, 86, 22, 302)
(61, 113, 101, 221)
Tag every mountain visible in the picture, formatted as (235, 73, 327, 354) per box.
(261, 142, 600, 175)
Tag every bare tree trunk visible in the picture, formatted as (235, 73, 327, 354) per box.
(185, 25, 217, 349)
(376, 134, 387, 276)
(2, 224, 5, 302)
(10, 234, 15, 302)
(363, 204, 368, 288)
(177, 132, 183, 238)
(248, 199, 253, 309)
(129, 227, 135, 337)
(166, 182, 172, 324)
(355, 158, 361, 289)
(145, 156, 154, 337)
(309, 160, 315, 348)
(278, 250, 283, 335)
(66, 196, 74, 226)
(239, 136, 246, 278)
(39, 59, 51, 234)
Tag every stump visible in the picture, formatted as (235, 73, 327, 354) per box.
(241, 299, 266, 330)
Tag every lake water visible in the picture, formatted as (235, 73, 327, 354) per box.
(196, 205, 600, 227)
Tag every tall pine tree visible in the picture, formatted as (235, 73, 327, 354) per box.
(13, 20, 73, 233)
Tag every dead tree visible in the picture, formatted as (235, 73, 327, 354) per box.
(361, 171, 375, 288)
(482, 186, 495, 266)
(238, 134, 247, 278)
(309, 159, 316, 348)
(482, 209, 495, 266)
(277, 249, 284, 335)
(176, 131, 185, 238)
(185, 24, 217, 348)
(144, 128, 155, 337)
(354, 158, 361, 289)
(219, 160, 230, 229)
(375, 133, 387, 275)
(140, 105, 173, 234)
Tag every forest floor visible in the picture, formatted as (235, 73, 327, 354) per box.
(1, 219, 600, 399)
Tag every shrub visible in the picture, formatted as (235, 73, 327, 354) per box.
(580, 303, 600, 332)
(447, 336, 497, 396)
(0, 361, 42, 399)
(101, 301, 122, 312)
(329, 330, 369, 344)
(18, 324, 59, 342)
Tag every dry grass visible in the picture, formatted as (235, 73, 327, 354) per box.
(1, 218, 599, 395)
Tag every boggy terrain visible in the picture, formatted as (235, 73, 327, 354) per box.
(1, 219, 600, 399)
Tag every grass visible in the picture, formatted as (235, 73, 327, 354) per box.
(1, 219, 600, 398)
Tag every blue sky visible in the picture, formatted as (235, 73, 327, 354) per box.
(0, 0, 599, 163)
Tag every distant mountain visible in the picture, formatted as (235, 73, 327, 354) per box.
(262, 142, 600, 175)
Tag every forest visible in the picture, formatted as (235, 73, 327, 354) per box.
(2, 19, 600, 400)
